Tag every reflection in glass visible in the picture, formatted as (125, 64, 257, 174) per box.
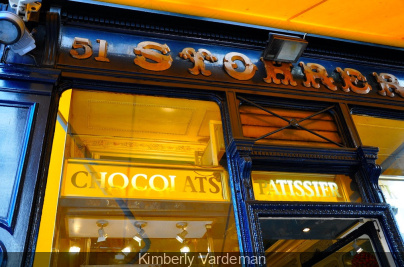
(45, 90, 239, 266)
(352, 114, 404, 238)
(352, 115, 404, 176)
(260, 218, 381, 267)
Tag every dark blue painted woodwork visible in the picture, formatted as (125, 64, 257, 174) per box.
(0, 102, 36, 232)
(0, 241, 6, 267)
(0, 67, 55, 267)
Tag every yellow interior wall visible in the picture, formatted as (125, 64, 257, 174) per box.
(33, 90, 72, 265)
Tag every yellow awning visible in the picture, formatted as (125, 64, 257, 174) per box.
(96, 0, 404, 48)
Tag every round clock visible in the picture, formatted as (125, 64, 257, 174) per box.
(0, 11, 25, 45)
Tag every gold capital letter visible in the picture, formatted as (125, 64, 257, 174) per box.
(179, 48, 218, 76)
(223, 52, 257, 81)
(134, 41, 173, 71)
(299, 62, 337, 91)
(373, 72, 404, 98)
(261, 58, 297, 86)
(336, 67, 371, 94)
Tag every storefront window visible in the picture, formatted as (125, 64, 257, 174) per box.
(252, 171, 361, 202)
(260, 218, 384, 267)
(36, 90, 239, 266)
(352, 114, 404, 238)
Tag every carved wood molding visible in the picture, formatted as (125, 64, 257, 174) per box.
(42, 11, 60, 66)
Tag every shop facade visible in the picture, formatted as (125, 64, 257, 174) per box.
(1, 0, 404, 266)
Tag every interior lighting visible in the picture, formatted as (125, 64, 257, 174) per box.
(176, 222, 188, 244)
(262, 34, 308, 63)
(69, 245, 80, 253)
(353, 240, 363, 254)
(96, 220, 108, 242)
(121, 246, 131, 256)
(180, 245, 190, 253)
(302, 227, 311, 232)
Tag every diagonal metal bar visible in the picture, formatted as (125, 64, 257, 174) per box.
(255, 124, 292, 141)
(298, 124, 344, 147)
(238, 96, 290, 123)
(297, 105, 336, 123)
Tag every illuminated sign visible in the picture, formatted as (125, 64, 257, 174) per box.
(252, 172, 350, 202)
(61, 160, 229, 202)
(255, 179, 341, 198)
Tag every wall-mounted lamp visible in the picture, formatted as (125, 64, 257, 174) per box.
(0, 11, 36, 55)
(262, 34, 308, 63)
(176, 222, 188, 243)
(133, 221, 147, 245)
(97, 220, 108, 242)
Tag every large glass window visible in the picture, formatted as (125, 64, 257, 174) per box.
(352, 113, 404, 238)
(36, 90, 239, 266)
(260, 218, 386, 267)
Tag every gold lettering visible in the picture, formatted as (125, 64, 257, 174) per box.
(70, 37, 93, 59)
(99, 172, 107, 188)
(183, 176, 197, 192)
(299, 62, 337, 91)
(319, 182, 329, 197)
(149, 174, 169, 192)
(179, 48, 218, 76)
(336, 67, 371, 94)
(286, 180, 295, 196)
(223, 52, 257, 80)
(269, 180, 280, 195)
(257, 180, 267, 194)
(208, 176, 221, 194)
(134, 41, 173, 71)
(276, 180, 287, 195)
(71, 171, 88, 188)
(131, 174, 148, 191)
(373, 72, 404, 98)
(108, 173, 129, 189)
(261, 59, 297, 86)
(303, 181, 314, 197)
(95, 39, 110, 62)
(312, 181, 321, 197)
(169, 175, 176, 192)
(328, 182, 342, 198)
(294, 180, 305, 197)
